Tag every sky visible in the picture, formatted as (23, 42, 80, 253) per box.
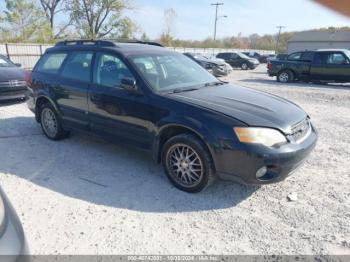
(1, 0, 349, 40)
(126, 0, 350, 39)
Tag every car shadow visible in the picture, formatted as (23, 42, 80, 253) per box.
(0, 99, 26, 107)
(238, 78, 350, 90)
(0, 116, 258, 213)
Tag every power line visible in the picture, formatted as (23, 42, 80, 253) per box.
(275, 26, 285, 52)
(211, 2, 225, 40)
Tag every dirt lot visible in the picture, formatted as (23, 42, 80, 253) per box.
(0, 65, 349, 255)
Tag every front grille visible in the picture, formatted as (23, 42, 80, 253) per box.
(0, 80, 26, 88)
(291, 118, 311, 142)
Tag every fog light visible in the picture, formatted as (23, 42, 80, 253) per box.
(256, 166, 268, 179)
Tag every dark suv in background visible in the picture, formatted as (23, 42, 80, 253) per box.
(242, 52, 268, 63)
(216, 52, 260, 70)
(26, 40, 317, 193)
(0, 55, 27, 102)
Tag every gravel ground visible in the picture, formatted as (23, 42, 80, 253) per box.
(0, 65, 349, 255)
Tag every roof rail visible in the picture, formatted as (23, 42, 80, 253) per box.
(124, 40, 164, 47)
(55, 40, 116, 47)
(102, 38, 164, 47)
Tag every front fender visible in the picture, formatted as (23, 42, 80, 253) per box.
(152, 116, 221, 169)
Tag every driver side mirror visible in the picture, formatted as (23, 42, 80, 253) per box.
(120, 77, 139, 94)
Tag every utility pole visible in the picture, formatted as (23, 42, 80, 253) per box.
(212, 2, 224, 40)
(275, 26, 285, 53)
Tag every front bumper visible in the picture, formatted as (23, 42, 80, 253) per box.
(213, 66, 229, 77)
(249, 64, 259, 69)
(0, 188, 28, 261)
(216, 125, 318, 185)
(0, 89, 26, 101)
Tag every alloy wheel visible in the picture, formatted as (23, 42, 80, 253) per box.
(166, 143, 204, 188)
(41, 108, 58, 138)
(279, 72, 289, 83)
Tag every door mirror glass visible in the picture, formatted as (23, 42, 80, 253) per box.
(121, 77, 138, 93)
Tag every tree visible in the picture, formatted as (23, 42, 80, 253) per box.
(160, 8, 177, 46)
(110, 17, 140, 39)
(0, 0, 52, 42)
(38, 0, 62, 31)
(66, 0, 134, 39)
(140, 32, 150, 42)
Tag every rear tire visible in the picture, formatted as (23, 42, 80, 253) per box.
(39, 103, 69, 141)
(161, 133, 215, 193)
(277, 70, 294, 83)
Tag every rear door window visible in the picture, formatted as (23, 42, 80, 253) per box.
(61, 52, 93, 82)
(217, 53, 227, 59)
(313, 53, 328, 65)
(35, 53, 67, 74)
(231, 53, 239, 59)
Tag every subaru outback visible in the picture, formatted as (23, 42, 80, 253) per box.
(26, 40, 317, 193)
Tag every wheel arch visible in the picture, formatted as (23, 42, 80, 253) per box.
(35, 96, 59, 123)
(152, 124, 217, 172)
(278, 68, 297, 79)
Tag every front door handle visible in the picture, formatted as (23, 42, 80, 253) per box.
(91, 94, 102, 101)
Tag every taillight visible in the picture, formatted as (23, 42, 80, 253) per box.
(267, 62, 272, 70)
(24, 70, 32, 86)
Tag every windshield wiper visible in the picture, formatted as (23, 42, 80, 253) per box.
(168, 81, 225, 94)
(170, 87, 200, 94)
(202, 81, 226, 87)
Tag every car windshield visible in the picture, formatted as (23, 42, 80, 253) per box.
(129, 52, 218, 93)
(238, 52, 251, 59)
(0, 56, 15, 68)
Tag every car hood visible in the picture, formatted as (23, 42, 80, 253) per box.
(0, 67, 25, 81)
(168, 84, 307, 134)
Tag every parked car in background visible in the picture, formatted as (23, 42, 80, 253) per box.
(242, 52, 269, 63)
(216, 52, 260, 70)
(184, 53, 230, 77)
(267, 53, 288, 62)
(0, 186, 28, 259)
(26, 40, 317, 193)
(268, 49, 350, 83)
(203, 55, 233, 73)
(0, 55, 28, 102)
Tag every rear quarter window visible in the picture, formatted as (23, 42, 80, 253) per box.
(35, 53, 67, 74)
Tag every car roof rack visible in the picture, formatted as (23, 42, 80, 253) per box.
(55, 39, 164, 48)
(55, 40, 116, 47)
(121, 39, 164, 47)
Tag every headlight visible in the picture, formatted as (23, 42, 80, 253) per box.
(234, 127, 287, 147)
(0, 193, 5, 228)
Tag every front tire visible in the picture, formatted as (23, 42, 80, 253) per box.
(241, 63, 248, 70)
(277, 70, 294, 83)
(39, 103, 69, 140)
(161, 133, 215, 193)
